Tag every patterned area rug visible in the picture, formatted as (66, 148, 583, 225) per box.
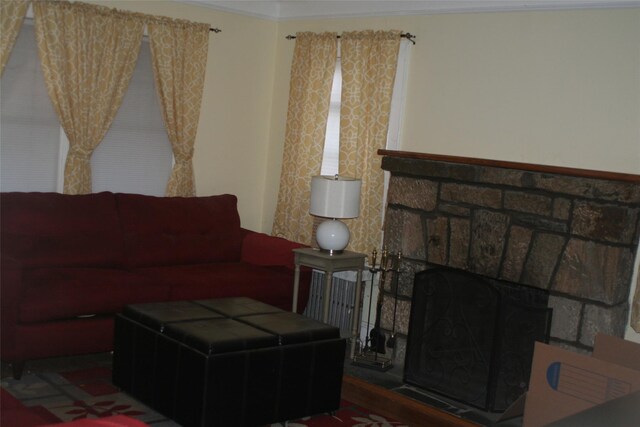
(1, 367, 407, 426)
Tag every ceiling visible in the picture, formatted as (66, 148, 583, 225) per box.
(182, 0, 640, 20)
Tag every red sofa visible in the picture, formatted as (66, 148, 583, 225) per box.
(0, 192, 311, 379)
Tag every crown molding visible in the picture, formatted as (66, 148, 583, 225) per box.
(181, 0, 640, 21)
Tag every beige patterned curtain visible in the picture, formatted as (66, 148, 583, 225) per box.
(147, 19, 209, 197)
(0, 0, 29, 76)
(33, 0, 143, 194)
(339, 30, 400, 254)
(272, 32, 337, 244)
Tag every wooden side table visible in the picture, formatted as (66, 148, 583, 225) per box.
(292, 247, 366, 358)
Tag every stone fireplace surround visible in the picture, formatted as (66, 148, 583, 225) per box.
(376, 150, 640, 367)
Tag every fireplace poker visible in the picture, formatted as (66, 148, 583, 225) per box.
(387, 252, 402, 349)
(369, 248, 388, 353)
(362, 249, 378, 352)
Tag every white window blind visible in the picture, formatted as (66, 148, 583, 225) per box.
(1, 21, 173, 196)
(91, 41, 173, 196)
(386, 39, 411, 151)
(1, 22, 60, 192)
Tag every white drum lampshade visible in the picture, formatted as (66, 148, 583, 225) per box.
(310, 175, 362, 254)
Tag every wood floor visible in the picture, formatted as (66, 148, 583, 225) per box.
(341, 374, 480, 427)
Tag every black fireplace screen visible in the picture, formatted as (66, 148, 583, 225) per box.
(404, 267, 552, 412)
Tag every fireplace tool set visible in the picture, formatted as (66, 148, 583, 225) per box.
(352, 248, 402, 372)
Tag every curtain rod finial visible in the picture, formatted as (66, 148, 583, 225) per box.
(403, 32, 416, 45)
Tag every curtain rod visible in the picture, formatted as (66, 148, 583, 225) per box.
(23, 16, 221, 35)
(285, 32, 415, 45)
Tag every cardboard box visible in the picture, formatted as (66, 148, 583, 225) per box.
(545, 390, 640, 427)
(522, 334, 640, 427)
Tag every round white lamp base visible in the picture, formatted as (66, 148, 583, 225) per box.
(316, 219, 350, 255)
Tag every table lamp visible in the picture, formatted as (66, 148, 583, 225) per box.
(310, 175, 362, 255)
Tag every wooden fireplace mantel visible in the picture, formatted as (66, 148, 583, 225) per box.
(378, 149, 640, 183)
(342, 375, 480, 427)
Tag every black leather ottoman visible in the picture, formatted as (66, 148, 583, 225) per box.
(113, 297, 346, 427)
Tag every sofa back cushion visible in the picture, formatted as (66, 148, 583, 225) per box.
(0, 192, 124, 268)
(116, 193, 242, 267)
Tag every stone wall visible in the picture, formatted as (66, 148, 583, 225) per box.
(377, 154, 640, 365)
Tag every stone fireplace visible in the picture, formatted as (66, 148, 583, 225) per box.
(377, 150, 640, 369)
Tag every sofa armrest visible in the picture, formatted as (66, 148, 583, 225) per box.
(240, 229, 306, 270)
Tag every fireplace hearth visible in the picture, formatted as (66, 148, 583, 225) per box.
(405, 267, 551, 411)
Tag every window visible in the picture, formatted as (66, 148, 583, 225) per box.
(0, 19, 172, 195)
(320, 39, 411, 176)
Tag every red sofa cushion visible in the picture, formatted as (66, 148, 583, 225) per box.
(116, 194, 242, 267)
(0, 192, 124, 268)
(135, 262, 298, 311)
(19, 268, 170, 323)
